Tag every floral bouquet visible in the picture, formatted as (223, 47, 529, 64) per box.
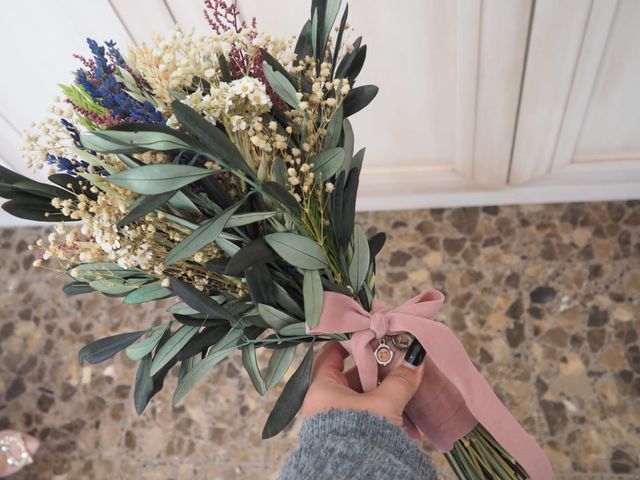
(1, 1, 552, 478)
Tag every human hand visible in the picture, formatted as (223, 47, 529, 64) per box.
(301, 340, 427, 427)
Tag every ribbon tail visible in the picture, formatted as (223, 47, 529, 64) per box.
(403, 318, 552, 480)
(341, 331, 378, 393)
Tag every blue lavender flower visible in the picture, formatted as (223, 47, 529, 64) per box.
(60, 118, 80, 143)
(46, 154, 89, 176)
(75, 38, 164, 125)
(105, 40, 126, 68)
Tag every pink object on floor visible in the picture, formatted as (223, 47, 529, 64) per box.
(0, 430, 39, 478)
(308, 290, 553, 480)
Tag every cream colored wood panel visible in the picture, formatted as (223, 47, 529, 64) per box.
(109, 0, 176, 44)
(575, 0, 640, 160)
(510, 0, 640, 191)
(509, 0, 593, 185)
(165, 0, 217, 33)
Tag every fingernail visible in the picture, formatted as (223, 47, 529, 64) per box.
(404, 339, 426, 367)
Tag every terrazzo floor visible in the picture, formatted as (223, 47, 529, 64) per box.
(0, 200, 638, 479)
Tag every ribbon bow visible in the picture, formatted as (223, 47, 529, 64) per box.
(307, 290, 552, 480)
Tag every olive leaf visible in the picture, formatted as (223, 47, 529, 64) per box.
(303, 269, 323, 328)
(167, 191, 200, 220)
(263, 63, 299, 109)
(310, 147, 345, 180)
(368, 231, 387, 260)
(133, 353, 155, 415)
(262, 344, 314, 439)
(133, 327, 175, 415)
(176, 325, 229, 361)
(172, 327, 247, 405)
(225, 239, 279, 276)
(171, 101, 254, 177)
(320, 0, 342, 60)
(262, 181, 300, 213)
(124, 282, 173, 304)
(343, 85, 379, 117)
(1, 198, 71, 222)
(88, 277, 147, 296)
(295, 20, 313, 62)
(79, 129, 195, 154)
(246, 264, 277, 306)
(274, 283, 305, 319)
(341, 119, 354, 172)
(349, 224, 370, 295)
(339, 167, 360, 249)
(265, 345, 296, 390)
(169, 277, 236, 322)
(352, 147, 366, 170)
(107, 164, 214, 195)
(79, 331, 145, 365)
(150, 325, 200, 376)
(225, 211, 276, 228)
(335, 36, 362, 79)
(330, 4, 349, 79)
(324, 108, 344, 149)
(242, 344, 266, 395)
(62, 282, 94, 296)
(125, 324, 171, 361)
(278, 323, 308, 337)
(346, 45, 367, 85)
(165, 201, 243, 265)
(258, 304, 299, 331)
(265, 233, 328, 270)
(217, 54, 232, 82)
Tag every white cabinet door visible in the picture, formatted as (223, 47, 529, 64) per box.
(510, 0, 640, 200)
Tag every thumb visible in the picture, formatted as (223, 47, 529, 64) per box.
(376, 339, 427, 409)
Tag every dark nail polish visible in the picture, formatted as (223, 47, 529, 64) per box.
(404, 339, 426, 366)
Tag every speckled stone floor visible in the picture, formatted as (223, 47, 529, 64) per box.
(0, 200, 638, 480)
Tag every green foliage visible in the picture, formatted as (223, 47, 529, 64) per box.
(265, 345, 296, 389)
(169, 278, 236, 322)
(79, 331, 145, 364)
(265, 233, 328, 270)
(80, 128, 197, 154)
(124, 283, 173, 304)
(263, 63, 300, 109)
(309, 147, 345, 180)
(164, 200, 243, 265)
(349, 224, 370, 295)
(242, 344, 266, 395)
(172, 326, 252, 405)
(107, 164, 215, 195)
(262, 344, 314, 438)
(171, 101, 254, 177)
(303, 269, 323, 328)
(150, 325, 200, 375)
(257, 304, 299, 331)
(118, 190, 177, 227)
(126, 324, 171, 361)
(343, 85, 379, 117)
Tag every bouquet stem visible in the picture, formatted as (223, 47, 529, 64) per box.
(444, 425, 530, 480)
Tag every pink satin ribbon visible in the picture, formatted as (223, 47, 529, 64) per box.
(307, 290, 552, 480)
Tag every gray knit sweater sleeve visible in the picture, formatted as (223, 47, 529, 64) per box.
(280, 409, 437, 480)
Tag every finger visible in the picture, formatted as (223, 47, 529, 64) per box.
(344, 366, 363, 392)
(312, 342, 348, 381)
(376, 339, 427, 408)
